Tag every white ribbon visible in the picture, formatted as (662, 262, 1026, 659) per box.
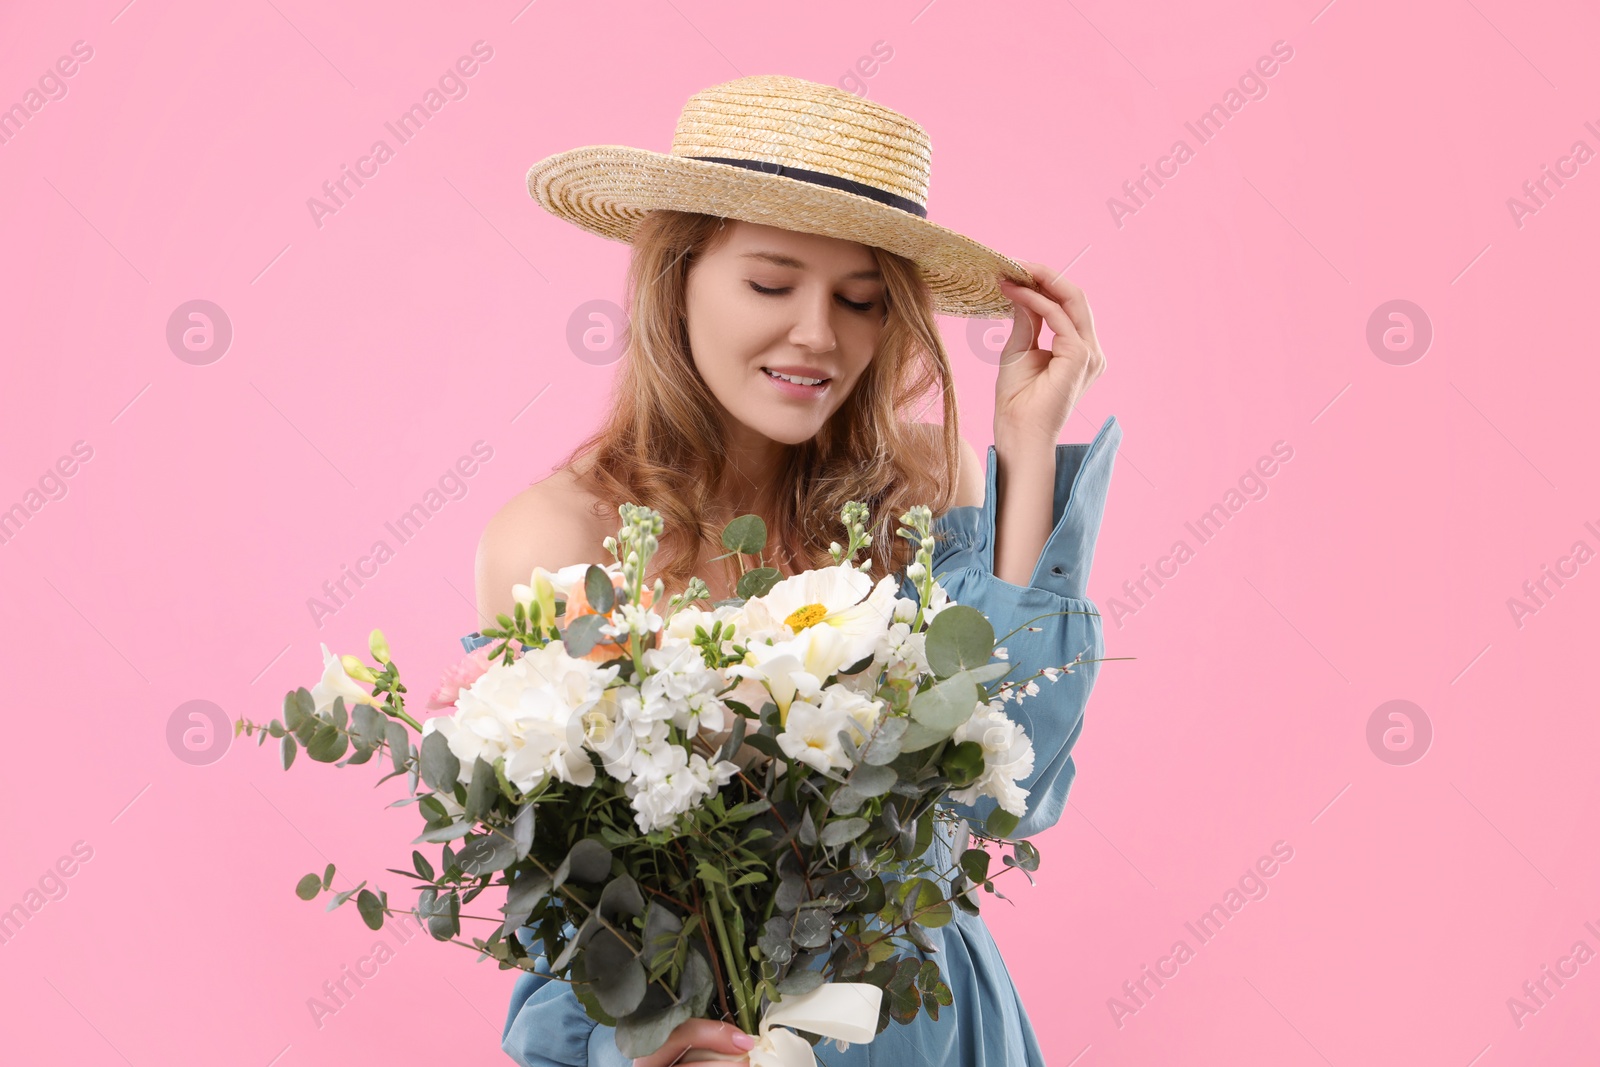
(682, 983, 883, 1067)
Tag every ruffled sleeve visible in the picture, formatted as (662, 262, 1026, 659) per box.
(905, 413, 1122, 840)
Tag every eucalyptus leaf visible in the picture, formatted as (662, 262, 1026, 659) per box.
(385, 720, 410, 774)
(512, 802, 535, 861)
(457, 830, 517, 875)
(599, 875, 645, 923)
(716, 716, 748, 764)
(413, 818, 474, 844)
(356, 889, 385, 930)
(737, 567, 781, 600)
(908, 671, 981, 736)
(614, 991, 692, 1060)
(678, 949, 714, 1016)
(959, 848, 990, 885)
(306, 723, 347, 763)
(585, 928, 646, 1017)
(775, 871, 807, 913)
(502, 870, 552, 938)
(350, 702, 384, 751)
(465, 757, 497, 820)
(924, 604, 995, 677)
(985, 807, 1021, 839)
(819, 818, 870, 848)
(419, 730, 460, 793)
(280, 733, 297, 770)
(560, 839, 613, 886)
(758, 916, 794, 965)
(790, 909, 831, 950)
(294, 873, 321, 901)
(859, 716, 908, 765)
(584, 565, 615, 614)
(721, 514, 768, 555)
(849, 763, 896, 796)
(561, 613, 609, 658)
(777, 968, 826, 997)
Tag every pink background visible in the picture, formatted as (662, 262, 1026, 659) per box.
(3, 1, 1597, 1064)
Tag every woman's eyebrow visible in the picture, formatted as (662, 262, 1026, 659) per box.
(738, 250, 882, 280)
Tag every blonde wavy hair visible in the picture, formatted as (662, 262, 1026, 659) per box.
(558, 210, 964, 599)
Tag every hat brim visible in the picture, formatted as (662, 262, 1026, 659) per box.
(525, 146, 1034, 318)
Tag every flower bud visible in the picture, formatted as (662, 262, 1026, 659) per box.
(368, 628, 391, 664)
(341, 655, 379, 682)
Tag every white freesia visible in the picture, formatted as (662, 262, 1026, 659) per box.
(776, 684, 885, 773)
(726, 623, 862, 723)
(309, 643, 380, 716)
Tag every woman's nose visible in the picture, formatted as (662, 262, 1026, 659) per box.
(788, 291, 838, 353)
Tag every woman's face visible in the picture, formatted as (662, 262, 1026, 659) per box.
(684, 220, 887, 446)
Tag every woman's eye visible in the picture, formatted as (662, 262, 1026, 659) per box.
(747, 280, 877, 314)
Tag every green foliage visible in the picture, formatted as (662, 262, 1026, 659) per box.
(235, 498, 1054, 1061)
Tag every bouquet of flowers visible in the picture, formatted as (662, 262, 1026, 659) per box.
(237, 501, 1085, 1065)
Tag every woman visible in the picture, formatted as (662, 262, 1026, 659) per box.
(467, 75, 1119, 1066)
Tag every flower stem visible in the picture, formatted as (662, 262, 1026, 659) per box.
(704, 883, 755, 1034)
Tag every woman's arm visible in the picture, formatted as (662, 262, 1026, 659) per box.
(991, 438, 1059, 587)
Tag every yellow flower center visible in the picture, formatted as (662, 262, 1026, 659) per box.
(784, 603, 829, 631)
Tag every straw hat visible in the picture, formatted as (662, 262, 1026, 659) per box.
(524, 74, 1034, 318)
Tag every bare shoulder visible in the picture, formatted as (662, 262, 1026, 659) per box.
(473, 467, 610, 626)
(906, 422, 985, 509)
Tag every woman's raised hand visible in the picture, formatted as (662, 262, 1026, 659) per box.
(993, 259, 1107, 449)
(631, 1017, 757, 1066)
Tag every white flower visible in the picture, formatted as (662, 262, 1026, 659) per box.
(422, 641, 619, 794)
(774, 683, 885, 773)
(663, 602, 747, 650)
(640, 641, 729, 737)
(626, 747, 740, 832)
(741, 565, 900, 668)
(309, 643, 379, 716)
(724, 627, 839, 723)
(920, 580, 953, 624)
(946, 703, 1035, 817)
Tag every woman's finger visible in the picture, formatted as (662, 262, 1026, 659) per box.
(1015, 260, 1097, 345)
(632, 1018, 756, 1067)
(998, 294, 1043, 364)
(1000, 278, 1082, 350)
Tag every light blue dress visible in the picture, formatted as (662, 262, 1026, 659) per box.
(463, 414, 1122, 1066)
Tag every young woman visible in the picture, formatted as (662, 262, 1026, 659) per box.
(467, 75, 1119, 1067)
